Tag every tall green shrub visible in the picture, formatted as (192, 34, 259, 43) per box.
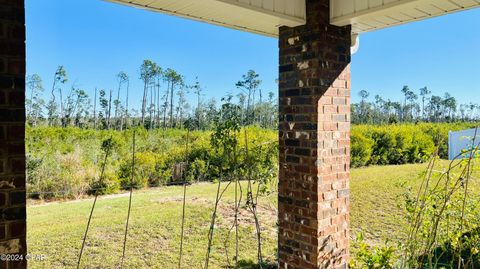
(351, 132, 374, 167)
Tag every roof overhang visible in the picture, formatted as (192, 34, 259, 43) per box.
(105, 0, 480, 38)
(331, 0, 480, 35)
(105, 0, 307, 37)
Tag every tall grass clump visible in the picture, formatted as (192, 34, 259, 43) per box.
(351, 129, 480, 269)
(401, 130, 480, 269)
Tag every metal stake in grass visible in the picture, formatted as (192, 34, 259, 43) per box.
(234, 129, 239, 268)
(179, 128, 190, 269)
(204, 152, 234, 269)
(77, 136, 113, 269)
(121, 131, 136, 268)
(244, 129, 263, 268)
(223, 130, 242, 268)
(204, 173, 222, 269)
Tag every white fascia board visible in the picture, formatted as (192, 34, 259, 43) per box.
(331, 0, 480, 34)
(330, 0, 419, 27)
(104, 0, 306, 37)
(218, 0, 307, 26)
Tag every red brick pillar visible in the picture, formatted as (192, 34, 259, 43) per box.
(0, 0, 27, 268)
(278, 0, 351, 268)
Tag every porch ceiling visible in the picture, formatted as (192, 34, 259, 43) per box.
(331, 0, 480, 34)
(105, 0, 480, 37)
(104, 0, 307, 37)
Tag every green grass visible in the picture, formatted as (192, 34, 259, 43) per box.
(28, 182, 278, 269)
(27, 161, 479, 268)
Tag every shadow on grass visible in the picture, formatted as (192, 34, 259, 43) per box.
(228, 260, 277, 269)
(418, 228, 480, 269)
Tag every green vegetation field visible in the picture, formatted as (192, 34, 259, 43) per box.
(27, 161, 480, 268)
(25, 122, 480, 268)
(26, 122, 479, 200)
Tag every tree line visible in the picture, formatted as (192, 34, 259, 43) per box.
(352, 86, 479, 124)
(27, 64, 479, 129)
(26, 61, 278, 130)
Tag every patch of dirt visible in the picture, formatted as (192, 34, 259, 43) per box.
(217, 203, 276, 226)
(149, 194, 278, 237)
(216, 200, 278, 239)
(150, 196, 212, 205)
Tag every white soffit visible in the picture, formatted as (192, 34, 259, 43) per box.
(331, 0, 480, 34)
(105, 0, 306, 37)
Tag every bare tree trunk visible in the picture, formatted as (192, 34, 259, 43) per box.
(197, 92, 201, 129)
(115, 82, 121, 130)
(141, 82, 147, 126)
(123, 81, 129, 130)
(247, 90, 251, 124)
(176, 106, 181, 128)
(28, 85, 34, 125)
(170, 82, 174, 128)
(33, 109, 38, 127)
(259, 88, 263, 126)
(422, 97, 425, 120)
(59, 88, 64, 127)
(163, 80, 170, 130)
(252, 88, 256, 124)
(107, 89, 112, 129)
(49, 75, 57, 126)
(93, 88, 97, 130)
(156, 80, 161, 129)
(153, 84, 157, 128)
(149, 84, 154, 129)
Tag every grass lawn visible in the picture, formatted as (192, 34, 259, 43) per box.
(27, 161, 479, 268)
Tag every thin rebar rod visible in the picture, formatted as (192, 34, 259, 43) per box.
(77, 194, 98, 269)
(204, 178, 222, 269)
(223, 175, 243, 268)
(77, 138, 112, 269)
(244, 129, 263, 268)
(234, 130, 239, 269)
(121, 131, 136, 268)
(179, 129, 190, 269)
(204, 169, 233, 269)
(253, 180, 263, 267)
(234, 180, 239, 268)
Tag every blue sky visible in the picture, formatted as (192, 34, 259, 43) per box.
(26, 0, 480, 108)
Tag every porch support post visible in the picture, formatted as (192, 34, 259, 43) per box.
(278, 0, 351, 268)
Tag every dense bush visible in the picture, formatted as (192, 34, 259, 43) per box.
(351, 132, 374, 168)
(26, 126, 277, 199)
(351, 122, 478, 167)
(26, 122, 478, 199)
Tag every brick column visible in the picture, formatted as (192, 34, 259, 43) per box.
(0, 0, 27, 268)
(278, 0, 351, 268)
